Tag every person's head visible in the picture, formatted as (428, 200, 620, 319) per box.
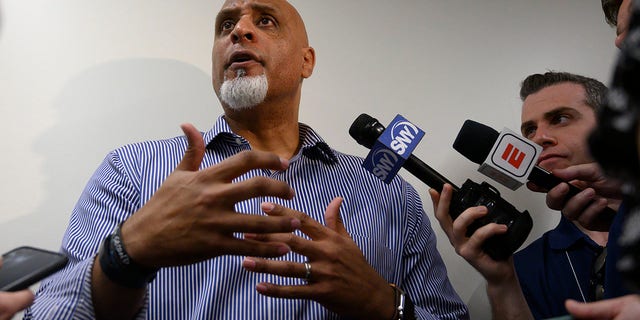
(211, 0, 315, 114)
(519, 72, 608, 171)
(590, 1, 640, 194)
(602, 0, 634, 48)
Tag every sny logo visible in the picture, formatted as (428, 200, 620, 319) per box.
(389, 121, 421, 155)
(369, 148, 400, 181)
(363, 114, 425, 184)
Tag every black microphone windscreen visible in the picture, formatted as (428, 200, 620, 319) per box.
(453, 120, 500, 164)
(348, 113, 386, 149)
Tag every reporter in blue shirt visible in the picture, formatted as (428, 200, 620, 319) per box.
(430, 72, 620, 320)
(432, 1, 639, 319)
(512, 72, 619, 319)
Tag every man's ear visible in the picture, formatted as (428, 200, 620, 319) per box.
(301, 47, 315, 79)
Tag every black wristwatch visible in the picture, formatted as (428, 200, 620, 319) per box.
(98, 223, 158, 288)
(390, 283, 416, 320)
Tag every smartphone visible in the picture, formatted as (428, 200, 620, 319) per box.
(0, 246, 68, 291)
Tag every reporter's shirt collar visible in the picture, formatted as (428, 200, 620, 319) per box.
(549, 215, 601, 250)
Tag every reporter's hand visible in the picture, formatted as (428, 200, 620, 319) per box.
(0, 258, 35, 320)
(0, 290, 34, 320)
(550, 163, 624, 199)
(122, 123, 301, 268)
(428, 184, 512, 284)
(527, 162, 622, 231)
(565, 294, 640, 320)
(430, 184, 534, 320)
(241, 198, 396, 320)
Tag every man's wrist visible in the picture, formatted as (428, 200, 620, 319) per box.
(98, 223, 158, 288)
(389, 283, 416, 320)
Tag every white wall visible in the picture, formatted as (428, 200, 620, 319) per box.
(0, 0, 618, 313)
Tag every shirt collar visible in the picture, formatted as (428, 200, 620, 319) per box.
(548, 215, 600, 250)
(204, 115, 338, 165)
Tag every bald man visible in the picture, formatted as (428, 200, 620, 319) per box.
(26, 1, 468, 319)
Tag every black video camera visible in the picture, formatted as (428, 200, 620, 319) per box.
(450, 179, 533, 261)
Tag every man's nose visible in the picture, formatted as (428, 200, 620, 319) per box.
(531, 128, 557, 147)
(231, 18, 255, 43)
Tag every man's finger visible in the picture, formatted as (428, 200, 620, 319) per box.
(204, 150, 290, 182)
(451, 206, 488, 238)
(545, 183, 571, 210)
(219, 237, 292, 258)
(242, 257, 308, 279)
(464, 223, 508, 254)
(430, 185, 454, 233)
(0, 290, 34, 317)
(324, 197, 348, 236)
(254, 282, 314, 300)
(565, 298, 618, 319)
(552, 164, 601, 182)
(176, 123, 206, 172)
(261, 202, 327, 240)
(216, 213, 301, 235)
(217, 177, 295, 205)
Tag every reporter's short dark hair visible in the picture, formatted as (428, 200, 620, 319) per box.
(520, 71, 608, 111)
(602, 0, 623, 27)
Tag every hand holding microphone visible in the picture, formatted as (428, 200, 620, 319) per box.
(453, 119, 617, 231)
(349, 114, 532, 260)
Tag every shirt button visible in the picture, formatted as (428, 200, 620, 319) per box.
(235, 138, 242, 145)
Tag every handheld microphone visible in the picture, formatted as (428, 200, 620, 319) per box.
(453, 119, 615, 230)
(349, 113, 532, 260)
(349, 113, 458, 192)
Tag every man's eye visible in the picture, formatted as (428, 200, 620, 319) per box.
(552, 114, 571, 125)
(522, 127, 536, 138)
(258, 17, 275, 26)
(221, 20, 235, 31)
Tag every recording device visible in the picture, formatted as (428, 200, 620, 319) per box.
(349, 113, 532, 260)
(453, 119, 616, 230)
(0, 246, 68, 291)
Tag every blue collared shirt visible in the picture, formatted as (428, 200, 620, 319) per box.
(26, 116, 468, 320)
(513, 216, 604, 319)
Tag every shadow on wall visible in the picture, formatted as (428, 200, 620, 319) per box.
(0, 58, 217, 251)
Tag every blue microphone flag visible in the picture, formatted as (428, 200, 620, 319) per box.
(363, 114, 425, 184)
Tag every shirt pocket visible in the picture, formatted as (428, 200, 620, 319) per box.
(350, 233, 398, 280)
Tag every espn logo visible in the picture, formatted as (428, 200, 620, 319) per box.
(501, 143, 526, 169)
(490, 132, 539, 177)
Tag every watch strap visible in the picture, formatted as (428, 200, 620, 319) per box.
(98, 223, 158, 288)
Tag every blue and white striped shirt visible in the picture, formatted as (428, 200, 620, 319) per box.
(26, 116, 468, 320)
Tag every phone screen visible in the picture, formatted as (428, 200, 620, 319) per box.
(0, 246, 68, 291)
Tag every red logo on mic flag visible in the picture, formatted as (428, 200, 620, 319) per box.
(489, 132, 540, 178)
(479, 127, 542, 190)
(501, 144, 526, 169)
